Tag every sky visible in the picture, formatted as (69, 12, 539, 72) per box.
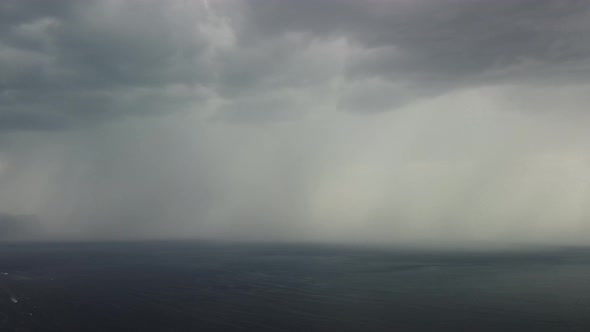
(2, 0, 590, 246)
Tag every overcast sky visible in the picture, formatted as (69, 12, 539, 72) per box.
(2, 0, 590, 246)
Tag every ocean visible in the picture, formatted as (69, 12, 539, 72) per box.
(0, 241, 589, 331)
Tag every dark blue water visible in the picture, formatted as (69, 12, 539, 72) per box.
(0, 241, 589, 331)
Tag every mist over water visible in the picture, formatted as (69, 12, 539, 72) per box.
(5, 90, 590, 247)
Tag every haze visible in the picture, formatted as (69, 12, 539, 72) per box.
(1, 0, 590, 247)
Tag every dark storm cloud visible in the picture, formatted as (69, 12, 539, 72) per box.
(240, 0, 590, 111)
(2, 0, 590, 129)
(0, 0, 213, 131)
(246, 0, 590, 78)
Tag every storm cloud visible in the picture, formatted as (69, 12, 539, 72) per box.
(1, 0, 590, 247)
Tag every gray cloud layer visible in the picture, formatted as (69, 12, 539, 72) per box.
(2, 0, 590, 129)
(1, 0, 590, 247)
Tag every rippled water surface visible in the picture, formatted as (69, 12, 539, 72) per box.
(1, 241, 590, 331)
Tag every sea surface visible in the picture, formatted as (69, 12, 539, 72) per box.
(0, 241, 590, 331)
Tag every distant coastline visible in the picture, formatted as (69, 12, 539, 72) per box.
(0, 214, 41, 241)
